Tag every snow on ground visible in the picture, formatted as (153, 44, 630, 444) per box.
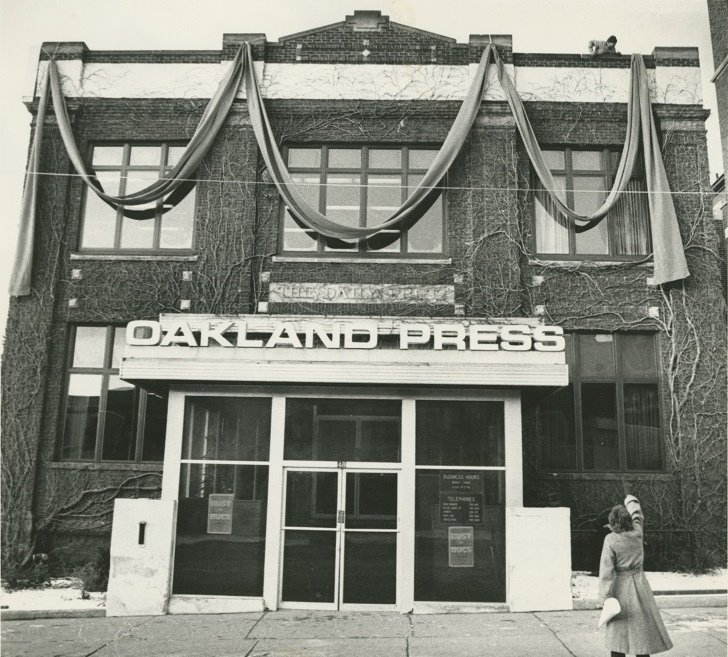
(1, 579, 105, 612)
(571, 569, 728, 601)
(2, 571, 725, 612)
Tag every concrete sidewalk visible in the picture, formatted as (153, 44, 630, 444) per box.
(2, 607, 726, 657)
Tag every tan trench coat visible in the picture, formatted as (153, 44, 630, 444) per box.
(598, 495, 673, 655)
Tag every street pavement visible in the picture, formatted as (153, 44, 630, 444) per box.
(1, 607, 726, 657)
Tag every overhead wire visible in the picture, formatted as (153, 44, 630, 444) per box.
(0, 168, 722, 197)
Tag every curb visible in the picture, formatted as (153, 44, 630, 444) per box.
(3, 593, 725, 621)
(1, 608, 106, 621)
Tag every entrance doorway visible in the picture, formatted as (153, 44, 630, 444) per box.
(280, 466, 398, 609)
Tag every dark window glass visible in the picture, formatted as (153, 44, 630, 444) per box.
(284, 399, 401, 462)
(531, 333, 662, 473)
(62, 374, 103, 460)
(60, 326, 167, 462)
(345, 472, 397, 530)
(414, 470, 505, 602)
(619, 334, 657, 377)
(173, 464, 268, 596)
(624, 384, 662, 470)
(282, 145, 445, 256)
(536, 387, 577, 470)
(581, 383, 619, 471)
(80, 143, 195, 252)
(534, 148, 650, 258)
(416, 401, 504, 466)
(282, 531, 337, 603)
(578, 334, 616, 377)
(343, 533, 397, 604)
(182, 397, 271, 461)
(141, 391, 169, 462)
(101, 376, 138, 460)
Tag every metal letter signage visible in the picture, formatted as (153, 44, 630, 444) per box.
(126, 319, 565, 352)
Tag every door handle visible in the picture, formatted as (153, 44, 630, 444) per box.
(337, 509, 345, 524)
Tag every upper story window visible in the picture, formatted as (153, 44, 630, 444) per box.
(60, 325, 167, 462)
(534, 148, 651, 258)
(281, 146, 445, 256)
(531, 333, 663, 473)
(79, 144, 196, 252)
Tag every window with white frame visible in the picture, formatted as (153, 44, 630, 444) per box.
(281, 146, 445, 256)
(60, 325, 167, 462)
(79, 143, 195, 252)
(531, 333, 663, 472)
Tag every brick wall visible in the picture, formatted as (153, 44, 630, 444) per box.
(2, 24, 725, 570)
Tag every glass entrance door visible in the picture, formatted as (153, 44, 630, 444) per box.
(280, 467, 398, 609)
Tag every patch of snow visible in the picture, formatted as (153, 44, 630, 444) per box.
(1, 580, 105, 611)
(571, 569, 727, 600)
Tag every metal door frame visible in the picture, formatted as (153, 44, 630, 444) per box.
(278, 463, 400, 610)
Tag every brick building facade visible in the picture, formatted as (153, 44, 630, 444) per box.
(2, 11, 725, 614)
(708, 0, 728, 293)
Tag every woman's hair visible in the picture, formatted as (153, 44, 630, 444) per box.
(608, 504, 633, 533)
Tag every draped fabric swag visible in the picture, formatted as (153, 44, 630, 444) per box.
(10, 42, 688, 296)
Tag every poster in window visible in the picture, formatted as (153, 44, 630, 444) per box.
(439, 472, 484, 524)
(448, 526, 475, 567)
(207, 493, 234, 535)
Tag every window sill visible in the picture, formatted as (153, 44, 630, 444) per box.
(273, 255, 452, 265)
(71, 253, 199, 262)
(49, 461, 163, 471)
(540, 471, 672, 480)
(528, 258, 653, 269)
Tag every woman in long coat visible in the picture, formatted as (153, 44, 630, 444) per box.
(598, 495, 673, 656)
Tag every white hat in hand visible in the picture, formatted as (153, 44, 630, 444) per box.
(598, 597, 621, 628)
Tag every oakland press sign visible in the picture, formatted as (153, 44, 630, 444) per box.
(125, 319, 565, 352)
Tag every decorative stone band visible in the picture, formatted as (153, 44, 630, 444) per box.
(268, 282, 455, 305)
(35, 60, 702, 105)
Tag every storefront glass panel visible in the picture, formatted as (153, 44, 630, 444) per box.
(284, 399, 401, 462)
(174, 396, 272, 597)
(173, 463, 269, 596)
(282, 531, 338, 603)
(415, 400, 506, 603)
(343, 533, 397, 604)
(181, 397, 271, 461)
(414, 469, 505, 602)
(281, 468, 398, 607)
(416, 400, 504, 466)
(282, 470, 339, 603)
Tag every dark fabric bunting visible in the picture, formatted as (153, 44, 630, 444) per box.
(243, 42, 495, 240)
(10, 41, 689, 296)
(9, 47, 245, 296)
(492, 48, 688, 285)
(9, 66, 50, 297)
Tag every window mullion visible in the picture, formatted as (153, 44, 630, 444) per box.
(604, 149, 616, 256)
(135, 389, 148, 462)
(319, 147, 328, 253)
(95, 326, 116, 462)
(565, 149, 576, 255)
(574, 377, 585, 472)
(153, 146, 166, 249)
(616, 380, 627, 472)
(360, 147, 367, 252)
(113, 147, 131, 249)
(402, 148, 409, 254)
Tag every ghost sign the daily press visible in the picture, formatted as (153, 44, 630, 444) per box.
(126, 319, 565, 352)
